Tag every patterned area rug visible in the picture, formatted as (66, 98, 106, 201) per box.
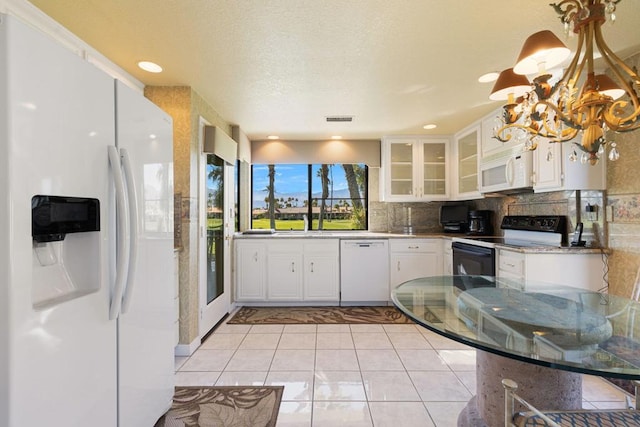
(226, 306, 440, 324)
(155, 386, 283, 427)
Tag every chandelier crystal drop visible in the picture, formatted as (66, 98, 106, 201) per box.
(490, 0, 640, 166)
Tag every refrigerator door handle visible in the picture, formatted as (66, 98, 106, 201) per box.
(120, 148, 139, 314)
(108, 146, 130, 320)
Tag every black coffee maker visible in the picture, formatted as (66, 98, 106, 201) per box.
(467, 210, 493, 235)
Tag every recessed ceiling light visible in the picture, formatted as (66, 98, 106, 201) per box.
(331, 135, 342, 140)
(267, 135, 279, 140)
(423, 124, 437, 130)
(478, 72, 500, 83)
(138, 61, 163, 73)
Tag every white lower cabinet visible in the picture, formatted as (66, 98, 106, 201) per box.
(443, 238, 453, 275)
(235, 240, 267, 300)
(497, 248, 605, 292)
(235, 238, 339, 303)
(304, 241, 340, 301)
(389, 239, 443, 298)
(267, 242, 303, 300)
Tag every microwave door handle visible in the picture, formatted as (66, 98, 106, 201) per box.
(505, 157, 515, 185)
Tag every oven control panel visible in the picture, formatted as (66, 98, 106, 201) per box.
(500, 215, 566, 234)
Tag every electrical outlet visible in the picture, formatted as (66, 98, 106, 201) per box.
(606, 205, 613, 222)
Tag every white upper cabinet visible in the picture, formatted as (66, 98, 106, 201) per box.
(452, 123, 482, 200)
(532, 136, 606, 193)
(381, 136, 450, 201)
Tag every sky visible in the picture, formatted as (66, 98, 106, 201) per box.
(251, 164, 356, 208)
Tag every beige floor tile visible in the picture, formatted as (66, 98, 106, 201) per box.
(436, 350, 476, 372)
(382, 324, 421, 333)
(387, 332, 433, 349)
(249, 324, 285, 334)
(225, 349, 275, 371)
(266, 371, 315, 401)
(423, 401, 468, 426)
(284, 324, 318, 333)
(349, 324, 385, 333)
(396, 349, 449, 371)
(362, 371, 421, 401)
(315, 349, 360, 371)
(179, 349, 234, 372)
(271, 349, 316, 371)
(278, 333, 317, 349)
(316, 333, 354, 349)
(215, 371, 267, 386)
(313, 371, 367, 401)
(369, 402, 435, 427)
(317, 324, 351, 333)
(276, 401, 312, 427)
(409, 371, 473, 402)
(200, 333, 246, 350)
(174, 371, 220, 386)
(214, 324, 252, 334)
(312, 401, 373, 427)
(356, 349, 405, 371)
(238, 333, 281, 349)
(352, 333, 393, 349)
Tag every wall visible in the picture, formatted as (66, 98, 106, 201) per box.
(144, 86, 232, 347)
(605, 51, 640, 298)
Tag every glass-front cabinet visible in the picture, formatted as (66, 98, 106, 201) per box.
(453, 123, 482, 199)
(382, 136, 449, 201)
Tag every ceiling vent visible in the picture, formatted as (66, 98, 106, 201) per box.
(326, 115, 354, 122)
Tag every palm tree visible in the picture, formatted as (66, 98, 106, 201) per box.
(317, 164, 329, 229)
(343, 164, 365, 228)
(266, 164, 276, 229)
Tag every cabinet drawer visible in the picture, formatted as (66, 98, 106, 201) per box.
(498, 250, 525, 276)
(389, 239, 439, 253)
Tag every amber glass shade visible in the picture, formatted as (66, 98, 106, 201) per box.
(595, 74, 625, 100)
(489, 68, 531, 101)
(513, 30, 570, 75)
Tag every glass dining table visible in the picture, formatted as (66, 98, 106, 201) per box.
(391, 275, 640, 427)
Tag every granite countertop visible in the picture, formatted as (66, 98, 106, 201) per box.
(233, 231, 607, 252)
(233, 231, 458, 240)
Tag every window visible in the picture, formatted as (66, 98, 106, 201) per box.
(251, 163, 368, 231)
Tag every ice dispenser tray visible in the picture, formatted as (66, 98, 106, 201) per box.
(31, 195, 101, 309)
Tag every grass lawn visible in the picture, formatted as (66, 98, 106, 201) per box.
(252, 218, 356, 230)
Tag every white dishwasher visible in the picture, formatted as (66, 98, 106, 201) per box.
(340, 240, 389, 305)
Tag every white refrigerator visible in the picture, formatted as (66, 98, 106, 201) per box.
(0, 13, 175, 427)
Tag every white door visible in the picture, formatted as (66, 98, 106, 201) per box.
(199, 121, 232, 336)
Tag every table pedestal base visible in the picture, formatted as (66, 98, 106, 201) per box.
(458, 350, 583, 427)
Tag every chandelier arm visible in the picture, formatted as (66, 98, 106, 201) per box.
(594, 25, 640, 110)
(557, 27, 586, 90)
(551, 0, 583, 23)
(494, 123, 539, 143)
(532, 100, 581, 141)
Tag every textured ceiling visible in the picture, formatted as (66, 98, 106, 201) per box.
(27, 0, 640, 140)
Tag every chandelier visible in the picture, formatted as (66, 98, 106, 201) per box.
(490, 0, 640, 165)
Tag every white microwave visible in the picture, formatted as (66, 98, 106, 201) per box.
(479, 150, 533, 193)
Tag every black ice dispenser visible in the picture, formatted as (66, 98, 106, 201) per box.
(32, 195, 100, 242)
(31, 195, 101, 310)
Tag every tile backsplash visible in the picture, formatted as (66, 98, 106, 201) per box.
(370, 190, 606, 248)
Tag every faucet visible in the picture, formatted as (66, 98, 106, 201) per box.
(303, 214, 308, 232)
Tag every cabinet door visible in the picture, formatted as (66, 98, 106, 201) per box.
(267, 253, 303, 300)
(304, 253, 339, 301)
(390, 253, 442, 292)
(385, 139, 418, 200)
(533, 137, 563, 192)
(454, 124, 481, 199)
(480, 108, 506, 158)
(421, 140, 449, 199)
(235, 242, 266, 301)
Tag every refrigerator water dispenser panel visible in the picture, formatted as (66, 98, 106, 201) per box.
(31, 195, 101, 309)
(32, 195, 100, 242)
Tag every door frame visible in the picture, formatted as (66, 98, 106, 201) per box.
(198, 117, 232, 337)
